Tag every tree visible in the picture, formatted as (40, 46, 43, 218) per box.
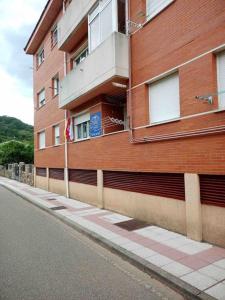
(0, 141, 34, 165)
(0, 115, 33, 143)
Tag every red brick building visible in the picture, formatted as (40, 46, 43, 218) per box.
(25, 0, 225, 247)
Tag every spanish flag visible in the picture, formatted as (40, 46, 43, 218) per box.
(65, 113, 74, 141)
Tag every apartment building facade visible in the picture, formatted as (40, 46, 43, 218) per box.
(25, 0, 225, 247)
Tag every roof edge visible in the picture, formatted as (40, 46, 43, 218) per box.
(24, 0, 62, 54)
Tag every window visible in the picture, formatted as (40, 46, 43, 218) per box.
(88, 0, 117, 52)
(146, 0, 174, 20)
(52, 75, 59, 96)
(74, 112, 90, 141)
(51, 25, 58, 47)
(65, 0, 72, 9)
(38, 89, 46, 107)
(39, 131, 46, 149)
(149, 73, 180, 124)
(37, 47, 44, 67)
(54, 125, 60, 145)
(73, 47, 88, 68)
(217, 51, 225, 108)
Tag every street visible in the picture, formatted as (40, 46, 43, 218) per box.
(0, 186, 183, 300)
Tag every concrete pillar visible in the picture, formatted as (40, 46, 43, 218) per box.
(33, 166, 36, 187)
(185, 173, 202, 241)
(97, 170, 104, 209)
(64, 168, 70, 198)
(12, 163, 19, 180)
(19, 162, 25, 182)
(47, 168, 49, 191)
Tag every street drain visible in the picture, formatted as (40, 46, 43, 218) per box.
(115, 219, 149, 231)
(47, 198, 56, 201)
(51, 206, 67, 211)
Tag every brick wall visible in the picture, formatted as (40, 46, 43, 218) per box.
(33, 10, 65, 168)
(33, 0, 225, 175)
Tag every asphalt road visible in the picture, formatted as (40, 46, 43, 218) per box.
(0, 186, 184, 300)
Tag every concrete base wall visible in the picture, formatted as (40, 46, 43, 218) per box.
(202, 205, 225, 248)
(49, 178, 66, 196)
(35, 172, 225, 248)
(35, 176, 48, 191)
(69, 182, 98, 206)
(103, 188, 186, 235)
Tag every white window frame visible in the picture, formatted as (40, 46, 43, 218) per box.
(88, 0, 118, 53)
(73, 47, 89, 68)
(38, 89, 46, 107)
(217, 50, 225, 109)
(39, 131, 46, 149)
(54, 125, 60, 145)
(149, 72, 180, 124)
(37, 47, 44, 67)
(52, 75, 59, 96)
(51, 24, 58, 48)
(146, 0, 174, 21)
(74, 112, 90, 141)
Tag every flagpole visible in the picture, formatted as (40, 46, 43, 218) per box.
(64, 110, 69, 198)
(63, 1, 69, 198)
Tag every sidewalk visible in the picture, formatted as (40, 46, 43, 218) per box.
(1, 178, 225, 300)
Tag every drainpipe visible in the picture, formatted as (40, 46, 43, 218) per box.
(126, 0, 134, 142)
(63, 0, 69, 198)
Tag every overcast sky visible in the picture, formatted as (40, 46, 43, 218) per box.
(0, 0, 47, 125)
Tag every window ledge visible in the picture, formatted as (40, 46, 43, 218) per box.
(147, 118, 180, 128)
(102, 129, 128, 137)
(36, 103, 46, 111)
(215, 107, 225, 113)
(72, 130, 128, 143)
(73, 137, 91, 143)
(52, 94, 59, 99)
(51, 42, 57, 50)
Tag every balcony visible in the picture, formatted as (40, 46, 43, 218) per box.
(59, 32, 129, 109)
(58, 0, 96, 51)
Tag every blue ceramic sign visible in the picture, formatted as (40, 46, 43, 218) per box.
(90, 112, 102, 137)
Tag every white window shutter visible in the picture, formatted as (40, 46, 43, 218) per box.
(39, 89, 45, 106)
(89, 15, 100, 51)
(55, 125, 60, 137)
(149, 73, 180, 124)
(54, 125, 60, 145)
(217, 51, 225, 108)
(39, 131, 45, 149)
(146, 0, 173, 20)
(75, 112, 90, 125)
(101, 1, 113, 42)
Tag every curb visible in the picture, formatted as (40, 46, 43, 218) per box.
(0, 182, 215, 300)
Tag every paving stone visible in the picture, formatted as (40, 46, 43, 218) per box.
(131, 247, 157, 259)
(181, 271, 217, 291)
(214, 259, 225, 270)
(145, 254, 173, 267)
(205, 282, 225, 300)
(199, 264, 225, 281)
(162, 261, 193, 277)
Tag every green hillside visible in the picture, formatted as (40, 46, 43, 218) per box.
(0, 116, 33, 143)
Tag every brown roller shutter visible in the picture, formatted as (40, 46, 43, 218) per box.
(103, 171, 185, 200)
(36, 167, 46, 177)
(69, 169, 97, 186)
(49, 168, 64, 180)
(200, 175, 225, 207)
